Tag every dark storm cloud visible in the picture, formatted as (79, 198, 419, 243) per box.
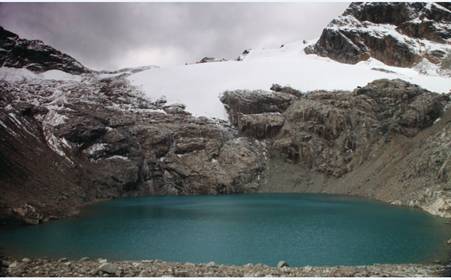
(0, 2, 348, 70)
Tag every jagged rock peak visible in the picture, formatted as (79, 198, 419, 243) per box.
(344, 2, 451, 26)
(0, 26, 90, 74)
(305, 2, 451, 71)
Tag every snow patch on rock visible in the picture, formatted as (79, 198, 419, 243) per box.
(105, 155, 130, 161)
(0, 67, 81, 82)
(42, 110, 72, 163)
(85, 143, 108, 156)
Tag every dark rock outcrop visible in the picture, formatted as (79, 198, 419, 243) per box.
(270, 84, 303, 96)
(220, 90, 295, 127)
(236, 113, 285, 139)
(222, 80, 449, 175)
(196, 57, 227, 64)
(305, 2, 451, 69)
(0, 26, 90, 74)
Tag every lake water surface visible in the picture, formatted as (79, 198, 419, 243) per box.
(1, 194, 450, 266)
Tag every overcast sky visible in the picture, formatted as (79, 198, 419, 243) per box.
(0, 3, 348, 70)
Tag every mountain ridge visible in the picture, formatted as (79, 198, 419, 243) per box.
(0, 26, 90, 75)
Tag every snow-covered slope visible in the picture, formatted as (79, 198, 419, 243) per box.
(0, 67, 82, 82)
(128, 41, 451, 120)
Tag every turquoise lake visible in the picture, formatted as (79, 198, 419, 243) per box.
(1, 194, 450, 267)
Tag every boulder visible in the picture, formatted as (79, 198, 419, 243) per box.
(197, 57, 227, 63)
(12, 204, 43, 225)
(270, 84, 303, 96)
(163, 103, 189, 115)
(277, 261, 289, 268)
(97, 263, 118, 274)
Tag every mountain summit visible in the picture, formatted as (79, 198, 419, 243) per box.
(0, 26, 90, 74)
(305, 2, 450, 74)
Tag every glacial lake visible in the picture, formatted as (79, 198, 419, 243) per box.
(1, 194, 451, 267)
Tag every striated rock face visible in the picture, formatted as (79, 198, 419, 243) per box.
(221, 79, 451, 217)
(0, 26, 90, 74)
(222, 80, 449, 176)
(0, 76, 266, 224)
(305, 2, 451, 70)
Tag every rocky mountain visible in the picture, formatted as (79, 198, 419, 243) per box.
(0, 27, 90, 74)
(305, 2, 451, 75)
(0, 1, 450, 226)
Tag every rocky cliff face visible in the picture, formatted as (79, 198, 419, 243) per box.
(0, 75, 267, 224)
(305, 2, 451, 73)
(221, 80, 451, 217)
(0, 27, 90, 74)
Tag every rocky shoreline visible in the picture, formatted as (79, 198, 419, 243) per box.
(2, 257, 448, 277)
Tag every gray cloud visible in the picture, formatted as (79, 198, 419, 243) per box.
(0, 2, 348, 70)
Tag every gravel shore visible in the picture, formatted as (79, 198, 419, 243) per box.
(2, 257, 448, 277)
